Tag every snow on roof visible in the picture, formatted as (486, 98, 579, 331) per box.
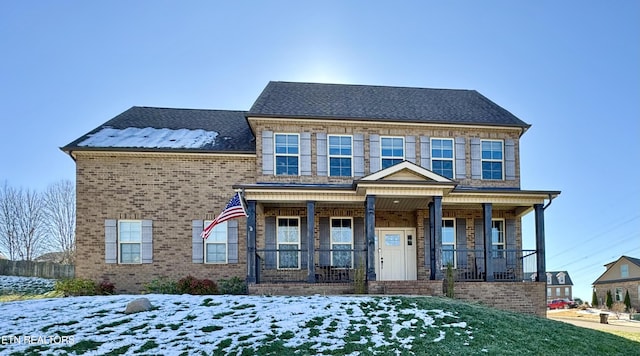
(77, 127, 218, 149)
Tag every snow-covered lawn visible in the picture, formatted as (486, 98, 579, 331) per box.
(0, 276, 473, 355)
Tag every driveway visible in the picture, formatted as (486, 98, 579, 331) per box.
(547, 309, 640, 334)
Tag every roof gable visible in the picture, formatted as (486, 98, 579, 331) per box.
(360, 161, 454, 183)
(593, 255, 640, 285)
(249, 81, 530, 129)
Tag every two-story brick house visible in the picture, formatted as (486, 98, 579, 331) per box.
(62, 81, 559, 315)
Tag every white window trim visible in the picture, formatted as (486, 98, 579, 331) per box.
(380, 136, 405, 168)
(327, 135, 353, 177)
(615, 287, 624, 302)
(481, 139, 504, 180)
(203, 220, 228, 264)
(557, 273, 565, 285)
(430, 138, 455, 178)
(118, 220, 142, 264)
(441, 218, 456, 268)
(277, 216, 300, 270)
(546, 273, 552, 285)
(274, 133, 300, 176)
(330, 217, 354, 268)
(491, 219, 505, 258)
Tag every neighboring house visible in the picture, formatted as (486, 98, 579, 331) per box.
(61, 81, 560, 315)
(593, 255, 640, 310)
(545, 271, 574, 301)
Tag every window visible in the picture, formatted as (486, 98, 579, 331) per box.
(556, 287, 560, 296)
(204, 221, 228, 263)
(621, 264, 629, 278)
(277, 218, 300, 269)
(381, 137, 404, 169)
(328, 135, 352, 176)
(615, 288, 624, 302)
(119, 220, 142, 264)
(491, 220, 505, 258)
(274, 134, 299, 175)
(431, 138, 454, 179)
(565, 287, 570, 296)
(441, 219, 456, 267)
(557, 273, 565, 284)
(331, 218, 353, 267)
(481, 140, 503, 180)
(547, 288, 551, 297)
(546, 273, 552, 285)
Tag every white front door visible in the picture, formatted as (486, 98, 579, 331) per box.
(375, 228, 417, 281)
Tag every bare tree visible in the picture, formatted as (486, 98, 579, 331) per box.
(14, 187, 46, 261)
(0, 182, 20, 260)
(43, 180, 76, 264)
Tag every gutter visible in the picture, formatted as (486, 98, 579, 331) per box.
(543, 193, 555, 210)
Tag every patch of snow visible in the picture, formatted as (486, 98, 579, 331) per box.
(78, 127, 218, 149)
(0, 277, 476, 354)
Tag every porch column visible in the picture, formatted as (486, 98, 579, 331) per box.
(432, 196, 443, 280)
(246, 200, 257, 284)
(483, 203, 494, 281)
(366, 195, 376, 281)
(307, 201, 316, 283)
(534, 204, 546, 282)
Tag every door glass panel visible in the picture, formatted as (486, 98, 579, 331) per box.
(384, 234, 401, 246)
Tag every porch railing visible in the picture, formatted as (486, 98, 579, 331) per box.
(440, 248, 537, 282)
(253, 248, 537, 283)
(255, 248, 367, 284)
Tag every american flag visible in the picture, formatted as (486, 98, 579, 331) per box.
(201, 192, 248, 239)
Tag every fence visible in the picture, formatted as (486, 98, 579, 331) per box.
(0, 260, 75, 279)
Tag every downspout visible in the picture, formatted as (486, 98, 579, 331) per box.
(543, 194, 554, 210)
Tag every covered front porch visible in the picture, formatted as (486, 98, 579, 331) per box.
(238, 162, 559, 287)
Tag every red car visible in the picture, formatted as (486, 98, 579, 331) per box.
(547, 299, 577, 309)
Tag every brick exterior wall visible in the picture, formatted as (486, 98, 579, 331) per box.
(595, 281, 640, 310)
(74, 152, 256, 293)
(455, 282, 546, 317)
(250, 119, 522, 188)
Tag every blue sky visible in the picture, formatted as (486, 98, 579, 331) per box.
(1, 1, 638, 300)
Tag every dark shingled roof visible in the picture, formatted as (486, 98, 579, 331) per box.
(248, 81, 530, 129)
(62, 107, 255, 153)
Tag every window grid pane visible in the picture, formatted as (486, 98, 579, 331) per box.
(481, 140, 503, 180)
(381, 137, 404, 169)
(120, 243, 140, 263)
(331, 218, 353, 267)
(277, 218, 300, 269)
(328, 135, 352, 176)
(206, 243, 226, 263)
(274, 134, 299, 175)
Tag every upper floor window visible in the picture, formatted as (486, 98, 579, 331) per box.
(441, 219, 456, 267)
(331, 218, 353, 268)
(431, 138, 454, 179)
(621, 264, 629, 278)
(204, 221, 228, 264)
(275, 133, 299, 175)
(481, 140, 503, 180)
(557, 273, 565, 284)
(491, 219, 505, 258)
(381, 136, 404, 169)
(546, 273, 552, 285)
(119, 220, 142, 264)
(277, 217, 300, 269)
(328, 135, 352, 176)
